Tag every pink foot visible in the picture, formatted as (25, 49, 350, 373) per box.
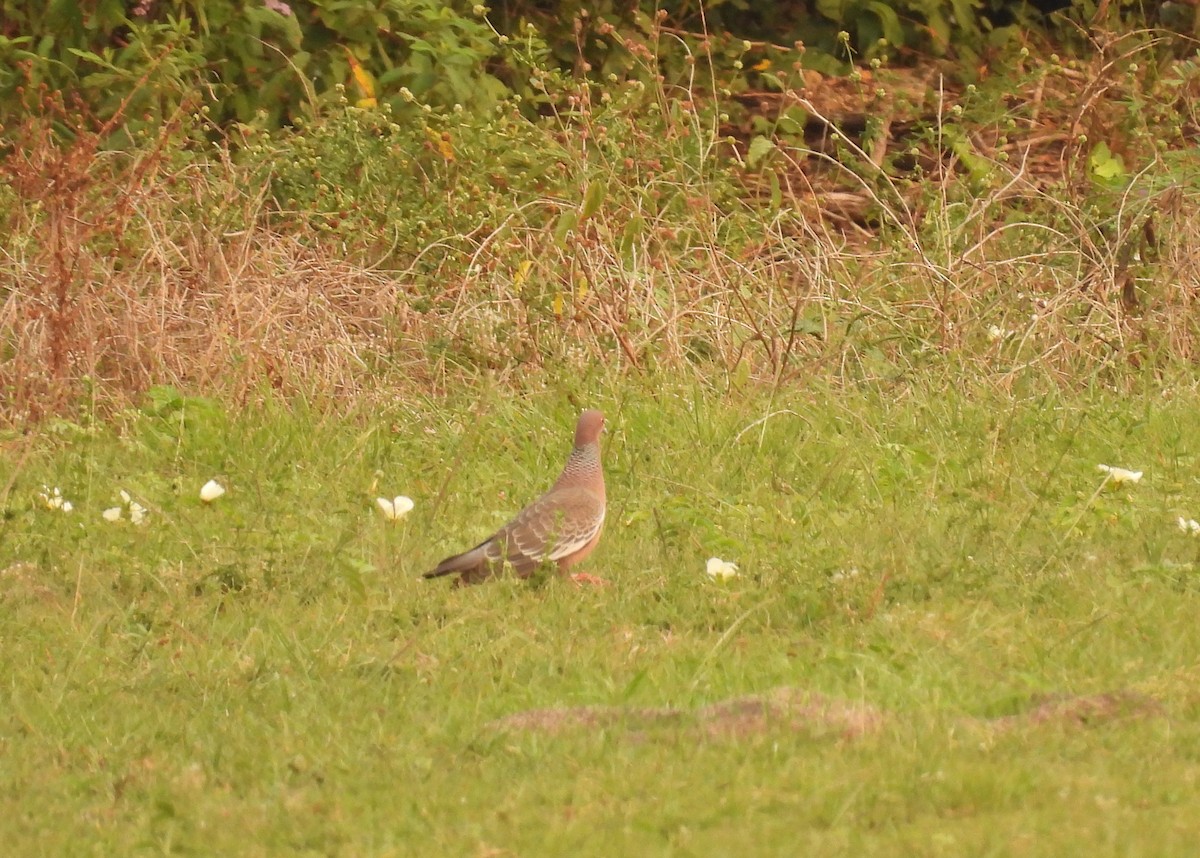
(569, 573, 609, 587)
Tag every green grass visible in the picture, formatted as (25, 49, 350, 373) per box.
(5, 18, 1200, 856)
(4, 376, 1200, 855)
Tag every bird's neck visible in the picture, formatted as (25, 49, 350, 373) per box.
(555, 443, 603, 494)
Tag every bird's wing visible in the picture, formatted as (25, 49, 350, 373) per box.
(492, 487, 605, 570)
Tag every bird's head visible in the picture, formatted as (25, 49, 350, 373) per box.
(574, 409, 605, 447)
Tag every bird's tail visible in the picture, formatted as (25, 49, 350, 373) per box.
(422, 542, 488, 579)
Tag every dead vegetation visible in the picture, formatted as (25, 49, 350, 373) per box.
(487, 686, 1161, 740)
(985, 690, 1165, 732)
(3, 30, 1200, 427)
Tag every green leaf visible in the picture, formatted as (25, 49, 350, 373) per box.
(553, 209, 578, 247)
(580, 179, 606, 220)
(767, 169, 782, 211)
(619, 214, 645, 262)
(145, 384, 184, 416)
(927, 10, 952, 51)
(815, 0, 848, 20)
(943, 124, 991, 184)
(791, 311, 825, 338)
(47, 0, 83, 32)
(759, 71, 786, 92)
(66, 48, 113, 69)
(949, 0, 983, 37)
(865, 1, 905, 46)
(1090, 141, 1125, 180)
(747, 135, 776, 168)
(337, 557, 373, 600)
(777, 106, 808, 137)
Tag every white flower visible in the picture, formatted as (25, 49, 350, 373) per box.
(1177, 516, 1200, 535)
(706, 557, 739, 581)
(104, 490, 149, 525)
(376, 495, 415, 521)
(200, 480, 226, 502)
(1097, 464, 1142, 484)
(39, 486, 73, 512)
(129, 502, 148, 526)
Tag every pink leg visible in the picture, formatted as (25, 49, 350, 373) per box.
(569, 572, 608, 586)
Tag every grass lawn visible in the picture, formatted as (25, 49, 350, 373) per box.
(4, 378, 1200, 855)
(5, 6, 1200, 853)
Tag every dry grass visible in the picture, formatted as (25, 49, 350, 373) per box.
(1, 224, 415, 410)
(488, 687, 1160, 740)
(486, 687, 886, 739)
(7, 168, 1197, 427)
(4, 33, 1200, 427)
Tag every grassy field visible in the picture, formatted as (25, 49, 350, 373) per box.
(4, 377, 1200, 854)
(5, 16, 1200, 854)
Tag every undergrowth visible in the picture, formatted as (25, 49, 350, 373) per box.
(2, 28, 1200, 429)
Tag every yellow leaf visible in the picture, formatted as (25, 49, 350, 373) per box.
(552, 291, 564, 317)
(425, 127, 455, 162)
(575, 276, 588, 301)
(513, 260, 534, 290)
(342, 47, 376, 103)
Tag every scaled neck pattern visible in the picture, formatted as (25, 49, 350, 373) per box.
(555, 442, 604, 497)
